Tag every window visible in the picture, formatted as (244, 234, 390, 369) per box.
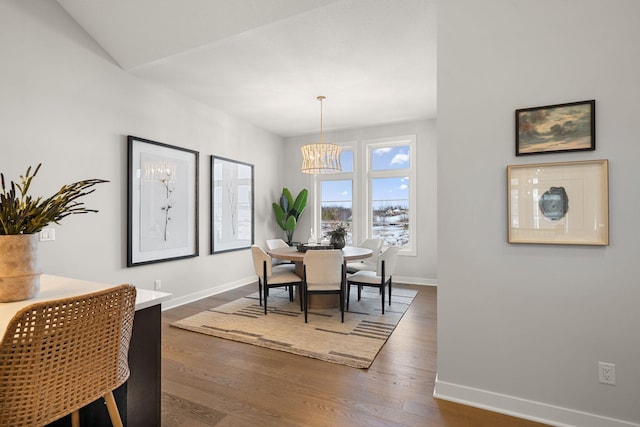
(314, 136, 416, 255)
(371, 177, 409, 246)
(367, 136, 416, 254)
(318, 150, 353, 244)
(320, 180, 353, 244)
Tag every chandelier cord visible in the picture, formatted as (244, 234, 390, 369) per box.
(318, 95, 325, 144)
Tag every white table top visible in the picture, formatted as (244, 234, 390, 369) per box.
(0, 274, 172, 335)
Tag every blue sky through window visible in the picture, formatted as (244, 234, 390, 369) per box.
(372, 177, 409, 209)
(321, 180, 352, 202)
(340, 150, 353, 172)
(321, 146, 410, 205)
(372, 145, 410, 170)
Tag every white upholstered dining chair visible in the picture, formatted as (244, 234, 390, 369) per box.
(251, 245, 303, 315)
(346, 238, 382, 273)
(347, 245, 399, 314)
(265, 238, 295, 269)
(302, 249, 345, 323)
(265, 238, 288, 250)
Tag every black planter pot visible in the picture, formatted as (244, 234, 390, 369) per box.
(330, 234, 346, 249)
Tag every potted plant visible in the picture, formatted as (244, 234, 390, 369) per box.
(272, 188, 307, 246)
(0, 164, 108, 302)
(328, 223, 348, 249)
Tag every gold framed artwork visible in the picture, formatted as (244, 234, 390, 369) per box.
(507, 159, 609, 245)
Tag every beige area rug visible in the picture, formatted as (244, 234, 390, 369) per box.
(171, 286, 417, 369)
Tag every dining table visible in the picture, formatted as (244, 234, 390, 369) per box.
(267, 245, 373, 308)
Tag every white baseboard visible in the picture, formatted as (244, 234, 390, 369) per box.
(162, 275, 436, 311)
(394, 275, 438, 286)
(161, 276, 255, 310)
(433, 376, 639, 427)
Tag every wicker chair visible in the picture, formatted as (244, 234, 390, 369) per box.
(0, 284, 137, 427)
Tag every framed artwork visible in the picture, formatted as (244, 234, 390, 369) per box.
(211, 156, 254, 254)
(127, 136, 199, 266)
(507, 159, 609, 245)
(515, 100, 595, 156)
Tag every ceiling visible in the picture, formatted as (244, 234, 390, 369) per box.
(56, 0, 436, 138)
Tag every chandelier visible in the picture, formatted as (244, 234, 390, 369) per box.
(301, 96, 342, 174)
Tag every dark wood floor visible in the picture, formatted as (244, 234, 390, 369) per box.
(161, 283, 550, 426)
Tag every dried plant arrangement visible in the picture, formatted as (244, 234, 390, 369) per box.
(0, 164, 108, 235)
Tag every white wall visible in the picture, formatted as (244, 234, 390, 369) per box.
(0, 0, 284, 308)
(284, 119, 437, 284)
(436, 1, 640, 426)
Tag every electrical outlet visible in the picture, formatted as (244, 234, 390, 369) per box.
(599, 362, 616, 385)
(154, 279, 161, 290)
(39, 228, 56, 241)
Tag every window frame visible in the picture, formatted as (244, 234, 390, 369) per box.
(314, 143, 357, 244)
(313, 135, 416, 256)
(365, 135, 417, 256)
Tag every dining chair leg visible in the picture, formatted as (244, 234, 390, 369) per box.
(258, 280, 263, 307)
(304, 288, 309, 323)
(71, 411, 80, 427)
(340, 290, 345, 323)
(357, 284, 362, 301)
(388, 279, 392, 307)
(346, 282, 351, 311)
(264, 288, 268, 315)
(104, 391, 124, 427)
(381, 283, 385, 314)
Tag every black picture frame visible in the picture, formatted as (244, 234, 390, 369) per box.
(515, 100, 595, 156)
(127, 135, 199, 266)
(210, 155, 254, 254)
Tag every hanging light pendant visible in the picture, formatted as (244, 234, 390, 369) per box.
(301, 96, 342, 174)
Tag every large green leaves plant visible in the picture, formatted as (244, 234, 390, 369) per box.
(0, 164, 108, 235)
(272, 188, 308, 245)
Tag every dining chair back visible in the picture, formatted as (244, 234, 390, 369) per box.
(346, 238, 382, 273)
(265, 238, 294, 267)
(0, 284, 137, 427)
(303, 249, 345, 323)
(251, 245, 303, 314)
(347, 245, 400, 314)
(265, 239, 289, 250)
